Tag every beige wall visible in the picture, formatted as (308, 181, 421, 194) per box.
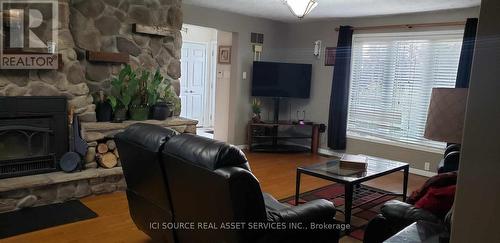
(279, 7, 480, 171)
(451, 0, 500, 241)
(182, 4, 481, 171)
(214, 31, 233, 141)
(182, 4, 289, 144)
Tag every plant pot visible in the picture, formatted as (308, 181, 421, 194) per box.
(113, 108, 127, 123)
(129, 106, 150, 121)
(151, 102, 171, 120)
(252, 113, 261, 123)
(96, 101, 113, 122)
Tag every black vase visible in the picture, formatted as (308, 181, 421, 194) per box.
(96, 101, 113, 122)
(151, 102, 171, 120)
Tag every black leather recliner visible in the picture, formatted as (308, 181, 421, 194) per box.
(116, 124, 340, 243)
(437, 144, 461, 174)
(115, 124, 179, 242)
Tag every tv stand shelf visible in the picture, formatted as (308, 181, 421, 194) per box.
(247, 121, 320, 153)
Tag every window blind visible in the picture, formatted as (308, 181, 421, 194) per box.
(347, 30, 464, 149)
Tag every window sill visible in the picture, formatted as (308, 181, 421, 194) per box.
(347, 134, 445, 154)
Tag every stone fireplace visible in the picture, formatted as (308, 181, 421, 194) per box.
(0, 0, 192, 213)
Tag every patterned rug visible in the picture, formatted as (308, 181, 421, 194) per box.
(281, 184, 400, 241)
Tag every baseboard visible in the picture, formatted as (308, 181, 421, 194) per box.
(318, 148, 436, 177)
(318, 148, 345, 158)
(409, 168, 437, 177)
(236, 145, 249, 150)
(240, 145, 436, 177)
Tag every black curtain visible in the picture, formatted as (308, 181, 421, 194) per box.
(327, 26, 353, 150)
(456, 18, 478, 88)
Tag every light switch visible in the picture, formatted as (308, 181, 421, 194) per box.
(243, 72, 247, 80)
(217, 71, 223, 78)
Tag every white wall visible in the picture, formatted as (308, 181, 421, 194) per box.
(451, 0, 500, 241)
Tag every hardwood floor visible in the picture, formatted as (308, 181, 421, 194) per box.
(2, 151, 427, 243)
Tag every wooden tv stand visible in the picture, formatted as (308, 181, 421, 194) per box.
(247, 121, 320, 154)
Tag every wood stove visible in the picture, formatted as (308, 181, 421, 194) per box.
(0, 97, 68, 178)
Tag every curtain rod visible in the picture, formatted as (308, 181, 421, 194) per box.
(334, 21, 466, 31)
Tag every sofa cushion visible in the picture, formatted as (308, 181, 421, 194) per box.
(163, 134, 250, 171)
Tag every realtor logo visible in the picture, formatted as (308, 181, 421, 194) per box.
(0, 0, 59, 69)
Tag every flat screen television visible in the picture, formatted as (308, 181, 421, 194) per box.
(251, 61, 312, 98)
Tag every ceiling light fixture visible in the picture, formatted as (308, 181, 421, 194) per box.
(283, 0, 318, 19)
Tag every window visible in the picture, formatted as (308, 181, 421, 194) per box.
(347, 30, 464, 150)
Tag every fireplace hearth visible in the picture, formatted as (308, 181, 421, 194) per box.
(0, 96, 68, 179)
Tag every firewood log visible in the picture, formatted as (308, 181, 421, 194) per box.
(97, 143, 109, 154)
(97, 152, 117, 168)
(106, 140, 116, 150)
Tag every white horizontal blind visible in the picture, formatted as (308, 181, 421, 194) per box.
(347, 30, 464, 149)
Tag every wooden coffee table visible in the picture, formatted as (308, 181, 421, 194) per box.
(295, 156, 409, 228)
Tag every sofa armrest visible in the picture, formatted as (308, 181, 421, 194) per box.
(381, 200, 440, 223)
(270, 199, 336, 223)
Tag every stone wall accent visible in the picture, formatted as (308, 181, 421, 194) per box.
(0, 168, 125, 213)
(0, 0, 184, 121)
(81, 117, 198, 169)
(70, 0, 183, 115)
(0, 1, 94, 121)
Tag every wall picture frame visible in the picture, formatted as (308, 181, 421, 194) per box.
(218, 46, 232, 64)
(325, 47, 336, 66)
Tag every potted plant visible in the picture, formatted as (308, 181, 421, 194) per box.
(151, 71, 173, 120)
(107, 65, 138, 122)
(252, 98, 262, 123)
(94, 91, 113, 122)
(129, 70, 153, 121)
(164, 83, 181, 117)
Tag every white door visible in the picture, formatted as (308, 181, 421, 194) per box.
(180, 42, 207, 124)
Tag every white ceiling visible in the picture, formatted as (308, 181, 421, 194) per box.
(183, 0, 480, 22)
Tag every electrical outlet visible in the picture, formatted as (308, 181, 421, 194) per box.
(424, 162, 430, 171)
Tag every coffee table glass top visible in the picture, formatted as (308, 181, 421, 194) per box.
(298, 156, 409, 183)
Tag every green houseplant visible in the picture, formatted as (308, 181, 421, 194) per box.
(107, 65, 138, 122)
(129, 69, 166, 120)
(251, 98, 262, 123)
(160, 79, 181, 117)
(152, 73, 174, 120)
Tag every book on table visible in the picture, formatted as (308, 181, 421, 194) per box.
(322, 154, 368, 176)
(340, 154, 368, 170)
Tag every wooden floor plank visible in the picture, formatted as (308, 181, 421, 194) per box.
(2, 151, 427, 243)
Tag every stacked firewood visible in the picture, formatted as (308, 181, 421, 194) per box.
(85, 139, 120, 169)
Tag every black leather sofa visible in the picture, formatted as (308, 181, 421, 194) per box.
(116, 124, 340, 243)
(363, 145, 460, 243)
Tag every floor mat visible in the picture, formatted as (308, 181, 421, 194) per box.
(281, 183, 400, 241)
(0, 200, 97, 239)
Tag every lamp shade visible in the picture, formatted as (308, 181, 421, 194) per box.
(424, 88, 468, 144)
(284, 0, 318, 19)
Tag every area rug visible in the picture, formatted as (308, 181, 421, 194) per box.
(0, 200, 98, 239)
(281, 184, 401, 241)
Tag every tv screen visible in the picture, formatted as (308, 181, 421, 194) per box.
(251, 61, 312, 98)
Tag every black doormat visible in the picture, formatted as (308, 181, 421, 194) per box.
(0, 200, 98, 239)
